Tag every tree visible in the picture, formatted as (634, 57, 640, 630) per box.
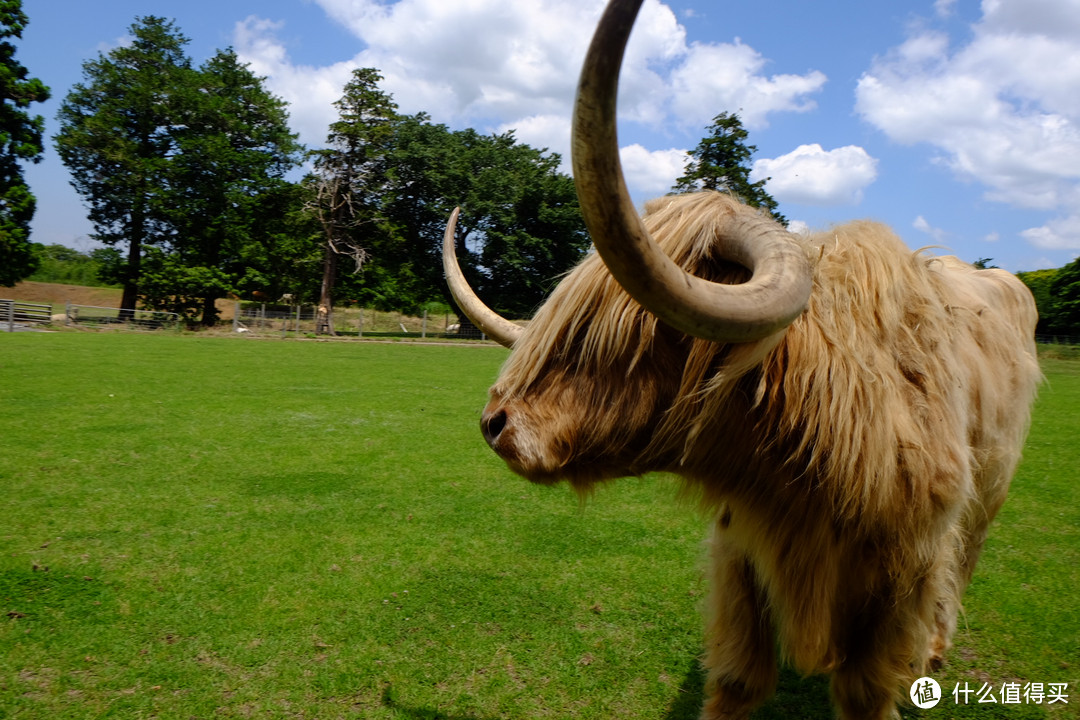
(145, 48, 303, 324)
(54, 16, 193, 316)
(0, 0, 49, 286)
(672, 112, 785, 225)
(307, 68, 399, 334)
(379, 119, 590, 320)
(1049, 258, 1080, 337)
(1016, 267, 1059, 336)
(449, 129, 587, 318)
(27, 243, 113, 286)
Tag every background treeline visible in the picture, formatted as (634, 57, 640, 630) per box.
(1016, 266, 1080, 338)
(26, 241, 1080, 338)
(43, 16, 589, 328)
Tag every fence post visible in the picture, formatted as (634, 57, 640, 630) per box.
(5, 300, 12, 333)
(358, 308, 363, 338)
(65, 301, 72, 326)
(233, 301, 240, 332)
(421, 309, 428, 339)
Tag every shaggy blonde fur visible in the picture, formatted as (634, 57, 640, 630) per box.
(482, 192, 1041, 719)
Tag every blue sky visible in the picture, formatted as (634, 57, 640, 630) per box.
(17, 0, 1080, 272)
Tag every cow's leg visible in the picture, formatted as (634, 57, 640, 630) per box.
(699, 525, 776, 720)
(830, 593, 926, 720)
(930, 466, 1009, 670)
(927, 527, 966, 671)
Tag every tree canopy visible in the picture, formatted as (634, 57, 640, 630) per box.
(55, 19, 303, 322)
(377, 118, 588, 318)
(54, 16, 194, 313)
(0, 0, 49, 286)
(1048, 259, 1080, 337)
(142, 47, 303, 323)
(672, 112, 785, 226)
(51, 31, 587, 326)
(304, 74, 589, 321)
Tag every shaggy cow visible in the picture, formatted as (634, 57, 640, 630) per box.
(443, 1, 1041, 718)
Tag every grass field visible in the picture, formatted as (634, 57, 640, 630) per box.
(1, 333, 1076, 719)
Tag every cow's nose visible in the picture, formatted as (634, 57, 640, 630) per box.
(481, 407, 508, 448)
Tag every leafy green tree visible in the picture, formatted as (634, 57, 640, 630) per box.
(672, 112, 785, 226)
(235, 180, 322, 306)
(307, 68, 399, 334)
(0, 0, 49, 286)
(54, 16, 193, 316)
(147, 48, 303, 324)
(27, 243, 112, 286)
(1016, 267, 1059, 336)
(380, 118, 589, 319)
(450, 129, 586, 318)
(1049, 258, 1080, 337)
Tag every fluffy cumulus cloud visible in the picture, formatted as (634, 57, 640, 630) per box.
(235, 0, 827, 198)
(751, 144, 878, 206)
(669, 43, 825, 131)
(1021, 213, 1080, 250)
(619, 144, 690, 197)
(855, 0, 1080, 250)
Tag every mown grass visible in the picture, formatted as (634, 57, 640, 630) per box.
(0, 334, 1076, 719)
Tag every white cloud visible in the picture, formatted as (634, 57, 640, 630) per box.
(669, 41, 826, 130)
(234, 17, 357, 146)
(855, 0, 1080, 230)
(751, 144, 878, 206)
(1021, 214, 1080, 250)
(913, 215, 950, 244)
(619, 144, 688, 197)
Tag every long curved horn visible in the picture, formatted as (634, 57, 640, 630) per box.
(442, 207, 523, 348)
(572, 0, 812, 343)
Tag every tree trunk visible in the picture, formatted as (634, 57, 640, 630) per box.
(201, 295, 219, 326)
(119, 224, 143, 322)
(317, 243, 336, 335)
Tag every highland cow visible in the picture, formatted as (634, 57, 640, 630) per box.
(443, 1, 1041, 718)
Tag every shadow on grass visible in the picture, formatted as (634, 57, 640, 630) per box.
(380, 660, 836, 720)
(381, 685, 489, 720)
(661, 660, 834, 720)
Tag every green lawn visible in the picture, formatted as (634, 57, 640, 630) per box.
(0, 334, 1076, 719)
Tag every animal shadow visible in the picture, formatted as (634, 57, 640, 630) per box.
(662, 661, 834, 720)
(381, 684, 489, 720)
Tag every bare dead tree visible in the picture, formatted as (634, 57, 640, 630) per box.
(305, 173, 370, 335)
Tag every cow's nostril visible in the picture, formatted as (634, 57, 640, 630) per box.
(481, 408, 508, 446)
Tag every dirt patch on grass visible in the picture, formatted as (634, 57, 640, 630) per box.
(4, 281, 123, 311)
